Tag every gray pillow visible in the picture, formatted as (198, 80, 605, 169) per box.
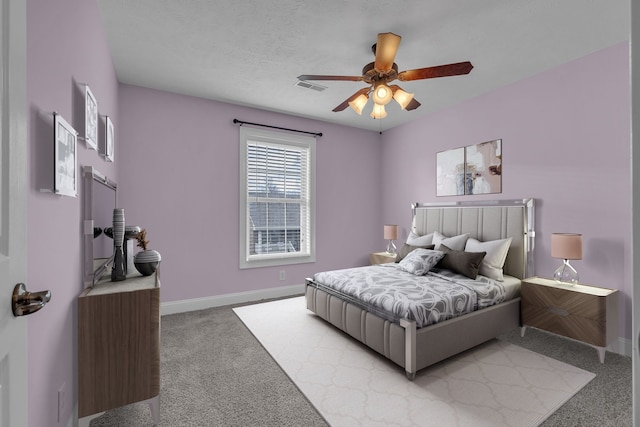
(398, 248, 445, 276)
(436, 245, 486, 279)
(395, 244, 435, 263)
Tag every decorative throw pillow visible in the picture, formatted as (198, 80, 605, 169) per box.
(395, 244, 435, 263)
(406, 231, 434, 247)
(433, 231, 469, 251)
(398, 248, 445, 276)
(465, 237, 512, 281)
(436, 245, 486, 279)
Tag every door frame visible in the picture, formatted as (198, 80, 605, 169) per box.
(631, 1, 638, 425)
(1, 0, 29, 425)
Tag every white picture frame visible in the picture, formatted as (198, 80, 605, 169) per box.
(105, 116, 114, 162)
(54, 113, 78, 197)
(85, 85, 98, 150)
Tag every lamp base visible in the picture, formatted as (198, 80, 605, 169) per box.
(554, 259, 579, 285)
(386, 240, 397, 255)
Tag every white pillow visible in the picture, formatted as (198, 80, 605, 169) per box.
(465, 237, 512, 281)
(433, 231, 469, 251)
(406, 231, 434, 247)
(398, 248, 444, 276)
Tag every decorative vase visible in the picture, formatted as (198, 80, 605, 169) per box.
(134, 249, 162, 276)
(111, 208, 126, 282)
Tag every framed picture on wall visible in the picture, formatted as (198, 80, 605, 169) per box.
(436, 147, 465, 196)
(437, 139, 503, 196)
(84, 85, 98, 150)
(105, 116, 114, 162)
(465, 139, 502, 195)
(54, 113, 78, 197)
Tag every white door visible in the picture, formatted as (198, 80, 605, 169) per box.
(0, 0, 28, 426)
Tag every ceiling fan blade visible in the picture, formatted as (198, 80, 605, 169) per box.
(374, 32, 401, 72)
(298, 74, 363, 82)
(405, 98, 421, 111)
(332, 87, 370, 112)
(397, 61, 473, 81)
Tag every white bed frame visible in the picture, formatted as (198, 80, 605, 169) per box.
(305, 199, 535, 379)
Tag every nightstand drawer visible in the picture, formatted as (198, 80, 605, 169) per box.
(521, 284, 606, 322)
(521, 302, 606, 346)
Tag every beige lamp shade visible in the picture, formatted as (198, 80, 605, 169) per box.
(384, 224, 398, 240)
(348, 93, 368, 115)
(370, 103, 387, 119)
(392, 87, 414, 110)
(551, 233, 582, 260)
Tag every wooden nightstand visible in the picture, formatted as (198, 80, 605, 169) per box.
(370, 252, 397, 265)
(520, 276, 618, 363)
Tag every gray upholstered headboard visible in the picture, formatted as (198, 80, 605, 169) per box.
(411, 199, 535, 279)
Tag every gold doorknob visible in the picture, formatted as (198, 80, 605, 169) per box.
(12, 283, 51, 316)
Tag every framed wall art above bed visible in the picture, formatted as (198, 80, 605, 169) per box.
(437, 139, 502, 196)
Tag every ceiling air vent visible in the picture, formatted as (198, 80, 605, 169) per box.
(295, 80, 327, 92)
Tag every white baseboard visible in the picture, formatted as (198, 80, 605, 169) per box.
(70, 402, 78, 427)
(617, 336, 632, 357)
(160, 283, 306, 316)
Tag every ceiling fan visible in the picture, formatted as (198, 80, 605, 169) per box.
(297, 32, 473, 119)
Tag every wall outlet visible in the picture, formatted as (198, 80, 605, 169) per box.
(57, 383, 66, 423)
(279, 270, 286, 281)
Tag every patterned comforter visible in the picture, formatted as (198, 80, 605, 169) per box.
(312, 264, 508, 328)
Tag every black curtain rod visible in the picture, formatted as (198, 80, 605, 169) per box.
(233, 119, 322, 137)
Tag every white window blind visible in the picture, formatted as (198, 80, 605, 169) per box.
(239, 127, 315, 268)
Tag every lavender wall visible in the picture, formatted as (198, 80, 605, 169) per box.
(117, 85, 381, 303)
(381, 42, 632, 339)
(27, 0, 119, 425)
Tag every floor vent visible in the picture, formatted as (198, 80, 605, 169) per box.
(295, 80, 327, 92)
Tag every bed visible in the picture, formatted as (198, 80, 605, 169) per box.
(305, 199, 535, 379)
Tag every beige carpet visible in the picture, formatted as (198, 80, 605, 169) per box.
(234, 297, 596, 427)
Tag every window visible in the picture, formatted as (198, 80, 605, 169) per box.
(239, 127, 316, 268)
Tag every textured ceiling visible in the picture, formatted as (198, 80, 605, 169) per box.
(96, 0, 629, 132)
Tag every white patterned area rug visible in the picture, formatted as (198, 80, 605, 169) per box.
(233, 297, 595, 427)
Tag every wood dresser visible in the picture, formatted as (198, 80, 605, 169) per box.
(520, 276, 618, 363)
(78, 270, 160, 426)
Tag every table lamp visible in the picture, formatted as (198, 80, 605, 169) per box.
(384, 224, 398, 255)
(551, 233, 582, 284)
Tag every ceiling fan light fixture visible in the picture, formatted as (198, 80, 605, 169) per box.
(372, 84, 393, 105)
(393, 87, 414, 110)
(370, 103, 387, 119)
(299, 33, 472, 117)
(348, 93, 369, 115)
